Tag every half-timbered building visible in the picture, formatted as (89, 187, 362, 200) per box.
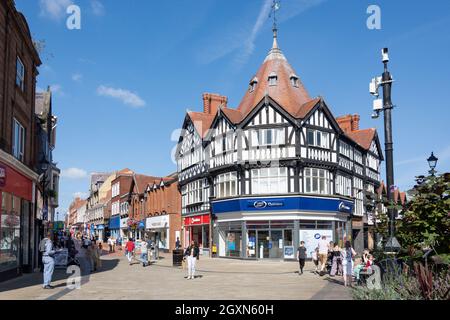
(176, 29, 383, 258)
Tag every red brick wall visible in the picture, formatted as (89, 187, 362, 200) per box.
(0, 1, 41, 170)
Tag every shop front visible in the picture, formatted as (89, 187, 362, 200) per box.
(0, 161, 36, 281)
(120, 217, 129, 239)
(145, 215, 170, 252)
(109, 215, 121, 239)
(211, 195, 353, 260)
(183, 213, 210, 256)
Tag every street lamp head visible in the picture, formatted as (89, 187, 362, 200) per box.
(427, 152, 438, 170)
(382, 48, 389, 63)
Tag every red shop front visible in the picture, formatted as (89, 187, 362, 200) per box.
(0, 160, 36, 282)
(183, 213, 210, 255)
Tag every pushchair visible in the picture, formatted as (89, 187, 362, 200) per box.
(67, 247, 80, 267)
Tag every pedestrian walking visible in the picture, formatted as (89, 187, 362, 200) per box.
(342, 241, 357, 287)
(184, 241, 199, 280)
(40, 232, 55, 289)
(311, 247, 319, 273)
(297, 241, 307, 275)
(317, 236, 329, 275)
(126, 238, 135, 265)
(330, 243, 343, 276)
(111, 237, 116, 252)
(107, 237, 113, 253)
(140, 238, 149, 267)
(175, 237, 181, 250)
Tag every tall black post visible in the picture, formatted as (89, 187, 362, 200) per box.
(380, 49, 400, 253)
(382, 61, 395, 239)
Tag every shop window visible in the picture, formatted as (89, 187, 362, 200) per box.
(0, 192, 21, 273)
(299, 220, 316, 229)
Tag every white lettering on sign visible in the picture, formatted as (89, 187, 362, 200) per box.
(191, 217, 201, 223)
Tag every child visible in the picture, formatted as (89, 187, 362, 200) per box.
(311, 247, 319, 273)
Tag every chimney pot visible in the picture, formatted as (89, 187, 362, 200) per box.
(202, 93, 228, 115)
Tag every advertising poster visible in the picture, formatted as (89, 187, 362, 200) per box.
(299, 229, 333, 258)
(284, 246, 295, 259)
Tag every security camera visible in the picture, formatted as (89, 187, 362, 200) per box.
(369, 76, 382, 96)
(371, 111, 379, 119)
(382, 48, 389, 63)
(373, 98, 383, 111)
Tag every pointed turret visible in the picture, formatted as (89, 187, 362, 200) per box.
(237, 27, 311, 117)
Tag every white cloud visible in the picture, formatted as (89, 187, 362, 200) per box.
(39, 0, 73, 20)
(50, 84, 65, 96)
(97, 85, 146, 108)
(61, 168, 88, 179)
(72, 73, 83, 82)
(91, 0, 105, 16)
(199, 0, 327, 66)
(73, 192, 88, 199)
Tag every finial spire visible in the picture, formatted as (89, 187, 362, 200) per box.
(269, 0, 280, 49)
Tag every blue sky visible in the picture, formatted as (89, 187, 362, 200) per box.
(15, 0, 450, 218)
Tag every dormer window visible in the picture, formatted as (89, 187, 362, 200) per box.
(290, 74, 299, 87)
(249, 77, 258, 92)
(268, 72, 277, 86)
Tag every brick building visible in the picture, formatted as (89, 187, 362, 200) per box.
(110, 168, 134, 239)
(144, 173, 182, 252)
(0, 0, 48, 281)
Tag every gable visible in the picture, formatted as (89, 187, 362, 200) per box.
(240, 96, 296, 129)
(301, 99, 343, 134)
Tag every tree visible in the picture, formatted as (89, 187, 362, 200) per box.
(396, 173, 450, 254)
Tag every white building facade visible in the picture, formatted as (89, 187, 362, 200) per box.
(176, 30, 383, 258)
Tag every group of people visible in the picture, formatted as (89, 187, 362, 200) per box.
(39, 231, 105, 289)
(297, 236, 375, 287)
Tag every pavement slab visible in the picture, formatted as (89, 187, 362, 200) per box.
(0, 252, 352, 300)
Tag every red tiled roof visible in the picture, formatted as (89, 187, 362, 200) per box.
(221, 107, 243, 124)
(188, 111, 214, 138)
(237, 36, 311, 118)
(134, 174, 162, 194)
(346, 128, 376, 150)
(294, 98, 321, 119)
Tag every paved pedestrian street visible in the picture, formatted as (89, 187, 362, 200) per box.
(0, 252, 352, 300)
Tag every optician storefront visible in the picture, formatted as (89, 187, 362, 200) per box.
(183, 214, 210, 255)
(0, 161, 36, 281)
(211, 195, 353, 260)
(145, 215, 170, 251)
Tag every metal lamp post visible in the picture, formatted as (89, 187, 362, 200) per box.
(369, 48, 401, 254)
(427, 152, 438, 176)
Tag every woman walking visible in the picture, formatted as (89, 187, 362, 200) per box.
(330, 243, 343, 276)
(342, 241, 356, 287)
(184, 241, 199, 280)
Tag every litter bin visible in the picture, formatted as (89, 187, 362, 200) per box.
(173, 249, 184, 267)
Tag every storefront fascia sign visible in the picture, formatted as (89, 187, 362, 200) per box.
(146, 216, 169, 229)
(184, 214, 210, 226)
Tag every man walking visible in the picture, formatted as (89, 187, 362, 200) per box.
(126, 238, 135, 265)
(140, 237, 149, 267)
(317, 235, 329, 275)
(40, 232, 56, 289)
(297, 241, 307, 275)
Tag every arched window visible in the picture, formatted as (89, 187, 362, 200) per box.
(249, 77, 258, 92)
(290, 74, 299, 87)
(268, 72, 278, 86)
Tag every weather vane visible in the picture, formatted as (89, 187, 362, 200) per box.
(269, 0, 281, 31)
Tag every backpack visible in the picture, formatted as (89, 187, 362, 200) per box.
(39, 238, 47, 253)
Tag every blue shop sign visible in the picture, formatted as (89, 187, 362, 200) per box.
(109, 215, 120, 229)
(212, 196, 354, 215)
(97, 224, 104, 230)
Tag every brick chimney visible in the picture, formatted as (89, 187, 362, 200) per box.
(336, 114, 360, 133)
(202, 93, 228, 115)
